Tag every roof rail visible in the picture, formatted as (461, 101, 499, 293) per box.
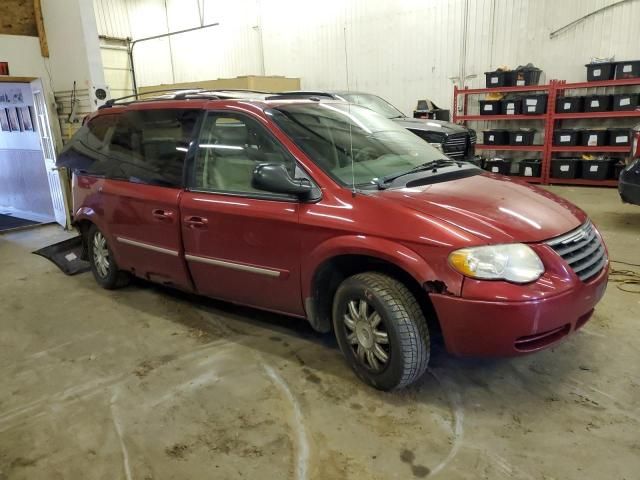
(100, 88, 208, 108)
(265, 91, 335, 101)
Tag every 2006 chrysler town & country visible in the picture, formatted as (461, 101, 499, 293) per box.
(57, 91, 609, 390)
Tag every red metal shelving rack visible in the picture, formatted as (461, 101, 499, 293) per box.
(454, 77, 639, 187)
(475, 145, 545, 151)
(453, 83, 554, 184)
(547, 78, 640, 187)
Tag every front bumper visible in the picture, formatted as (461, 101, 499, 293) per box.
(430, 265, 608, 356)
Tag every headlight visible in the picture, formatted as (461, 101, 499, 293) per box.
(449, 244, 544, 283)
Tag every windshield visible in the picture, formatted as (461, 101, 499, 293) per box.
(339, 93, 406, 119)
(269, 103, 446, 187)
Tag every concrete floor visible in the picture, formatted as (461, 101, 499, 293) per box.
(0, 186, 638, 480)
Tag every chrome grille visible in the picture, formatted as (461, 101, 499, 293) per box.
(443, 132, 471, 159)
(546, 221, 607, 282)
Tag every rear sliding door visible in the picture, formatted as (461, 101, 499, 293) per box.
(100, 107, 201, 289)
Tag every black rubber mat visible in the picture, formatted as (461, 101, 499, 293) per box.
(33, 236, 91, 275)
(0, 213, 39, 231)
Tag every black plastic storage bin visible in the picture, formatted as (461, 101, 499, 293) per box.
(518, 159, 541, 177)
(479, 100, 502, 115)
(615, 60, 640, 79)
(512, 68, 542, 86)
(522, 94, 547, 114)
(581, 159, 614, 180)
(553, 129, 580, 146)
(585, 62, 615, 81)
(583, 94, 612, 112)
(485, 159, 511, 175)
(509, 129, 535, 146)
(485, 70, 513, 88)
(613, 93, 640, 111)
(501, 98, 522, 115)
(614, 162, 626, 179)
(556, 96, 584, 113)
(580, 129, 608, 146)
(552, 158, 581, 179)
(483, 129, 509, 145)
(608, 128, 631, 146)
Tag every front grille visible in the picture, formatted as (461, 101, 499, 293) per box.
(546, 221, 607, 282)
(443, 132, 470, 159)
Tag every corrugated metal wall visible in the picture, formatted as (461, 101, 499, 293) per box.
(93, 0, 640, 114)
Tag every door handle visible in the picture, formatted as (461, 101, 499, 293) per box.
(152, 209, 174, 221)
(184, 216, 208, 228)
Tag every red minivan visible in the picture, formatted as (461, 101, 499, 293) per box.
(58, 91, 609, 390)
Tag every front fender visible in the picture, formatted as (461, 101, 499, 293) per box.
(301, 234, 437, 300)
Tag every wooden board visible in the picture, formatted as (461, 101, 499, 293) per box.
(33, 0, 49, 57)
(0, 76, 37, 83)
(0, 0, 37, 36)
(138, 75, 301, 96)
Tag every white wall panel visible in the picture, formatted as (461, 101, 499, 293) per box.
(94, 0, 640, 114)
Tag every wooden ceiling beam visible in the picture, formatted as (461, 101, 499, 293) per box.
(33, 0, 49, 57)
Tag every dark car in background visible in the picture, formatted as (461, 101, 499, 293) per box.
(619, 124, 640, 205)
(270, 91, 477, 159)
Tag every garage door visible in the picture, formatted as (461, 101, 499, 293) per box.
(100, 39, 134, 100)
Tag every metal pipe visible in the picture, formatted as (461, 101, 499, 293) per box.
(128, 22, 220, 96)
(550, 0, 635, 39)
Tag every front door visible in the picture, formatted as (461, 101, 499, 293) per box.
(180, 111, 304, 315)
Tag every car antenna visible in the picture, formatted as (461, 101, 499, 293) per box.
(344, 26, 356, 197)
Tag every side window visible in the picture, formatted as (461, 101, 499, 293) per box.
(60, 114, 118, 175)
(107, 109, 199, 187)
(190, 113, 296, 195)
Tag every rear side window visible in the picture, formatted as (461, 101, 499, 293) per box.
(57, 114, 118, 174)
(107, 109, 200, 187)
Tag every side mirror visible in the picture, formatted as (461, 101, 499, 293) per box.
(252, 163, 313, 198)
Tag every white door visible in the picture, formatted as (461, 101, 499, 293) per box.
(33, 89, 67, 227)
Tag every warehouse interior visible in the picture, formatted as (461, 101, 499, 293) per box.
(1, 1, 639, 479)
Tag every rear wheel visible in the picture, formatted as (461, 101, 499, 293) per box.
(332, 272, 430, 390)
(87, 225, 129, 289)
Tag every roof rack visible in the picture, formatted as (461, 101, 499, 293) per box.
(100, 88, 220, 108)
(265, 91, 335, 101)
(99, 88, 326, 110)
(267, 91, 333, 100)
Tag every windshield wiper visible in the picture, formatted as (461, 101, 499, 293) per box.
(376, 159, 461, 189)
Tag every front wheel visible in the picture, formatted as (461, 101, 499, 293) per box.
(332, 272, 430, 391)
(87, 225, 129, 289)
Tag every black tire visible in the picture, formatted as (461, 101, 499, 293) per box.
(332, 272, 430, 390)
(87, 224, 129, 289)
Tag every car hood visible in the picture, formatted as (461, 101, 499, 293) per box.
(392, 117, 468, 135)
(378, 173, 587, 244)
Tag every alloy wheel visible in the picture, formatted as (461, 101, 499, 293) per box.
(343, 299, 390, 371)
(93, 232, 110, 278)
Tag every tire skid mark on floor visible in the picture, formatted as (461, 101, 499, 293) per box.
(146, 369, 221, 408)
(0, 342, 231, 431)
(567, 376, 640, 423)
(111, 388, 133, 480)
(263, 364, 309, 480)
(425, 368, 464, 478)
(0, 372, 129, 429)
